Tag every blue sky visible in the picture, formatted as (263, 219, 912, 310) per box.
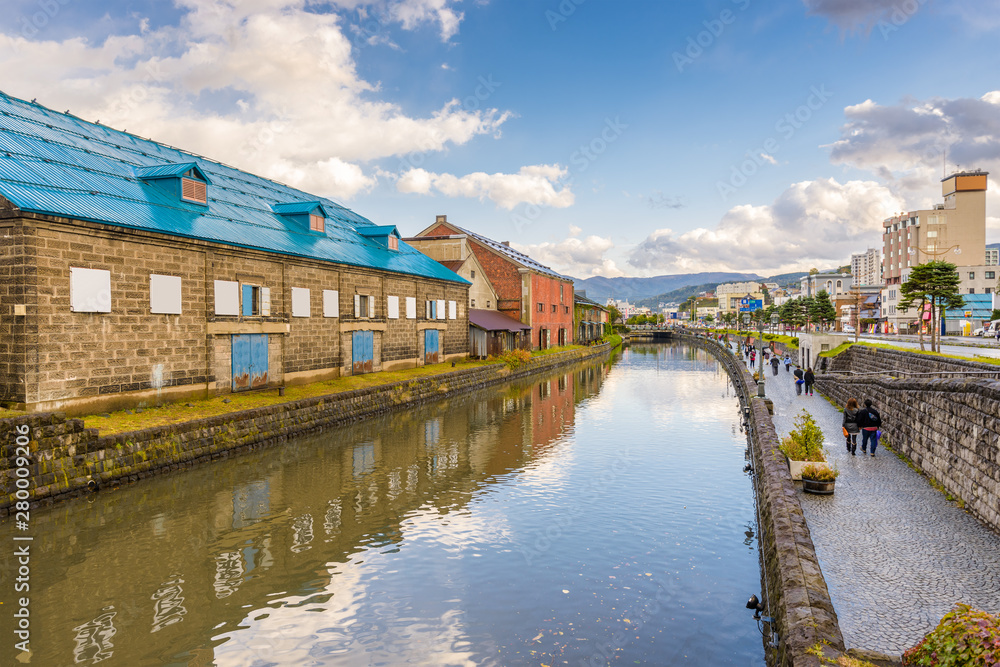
(2, 0, 999, 277)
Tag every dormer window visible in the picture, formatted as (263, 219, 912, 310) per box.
(181, 171, 207, 204)
(310, 212, 325, 232)
(357, 225, 401, 250)
(135, 162, 211, 207)
(272, 201, 330, 235)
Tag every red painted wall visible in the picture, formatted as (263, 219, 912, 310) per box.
(530, 273, 574, 348)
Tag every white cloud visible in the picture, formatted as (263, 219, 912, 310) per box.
(0, 0, 500, 200)
(628, 178, 904, 274)
(396, 165, 574, 210)
(513, 230, 624, 278)
(828, 91, 1000, 223)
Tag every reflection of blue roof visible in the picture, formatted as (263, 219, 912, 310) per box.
(0, 91, 467, 285)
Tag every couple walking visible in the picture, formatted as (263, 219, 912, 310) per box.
(843, 398, 883, 456)
(792, 366, 814, 396)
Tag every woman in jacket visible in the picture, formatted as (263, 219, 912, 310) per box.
(843, 397, 861, 455)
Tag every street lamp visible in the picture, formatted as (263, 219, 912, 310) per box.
(770, 313, 779, 336)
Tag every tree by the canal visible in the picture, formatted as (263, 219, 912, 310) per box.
(898, 261, 964, 353)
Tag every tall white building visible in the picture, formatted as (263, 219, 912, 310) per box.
(851, 248, 882, 286)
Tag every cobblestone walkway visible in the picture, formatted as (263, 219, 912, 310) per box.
(736, 344, 1000, 656)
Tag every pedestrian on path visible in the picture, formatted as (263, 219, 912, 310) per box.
(793, 367, 804, 395)
(770, 355, 780, 376)
(804, 367, 815, 396)
(857, 398, 882, 456)
(784, 354, 792, 372)
(749, 349, 756, 368)
(843, 397, 861, 455)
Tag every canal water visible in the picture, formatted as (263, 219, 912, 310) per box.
(1, 343, 766, 666)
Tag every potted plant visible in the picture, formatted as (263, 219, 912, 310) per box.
(800, 463, 838, 495)
(779, 410, 832, 481)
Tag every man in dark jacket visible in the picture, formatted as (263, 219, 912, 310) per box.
(793, 367, 804, 395)
(857, 398, 882, 456)
(803, 368, 815, 396)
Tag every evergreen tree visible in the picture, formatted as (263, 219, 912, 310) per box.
(799, 296, 816, 330)
(899, 261, 964, 352)
(810, 290, 837, 330)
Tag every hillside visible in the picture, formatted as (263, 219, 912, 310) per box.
(584, 271, 810, 308)
(573, 272, 760, 301)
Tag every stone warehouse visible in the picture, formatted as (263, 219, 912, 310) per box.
(407, 216, 575, 350)
(0, 92, 469, 414)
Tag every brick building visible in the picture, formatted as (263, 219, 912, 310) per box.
(409, 216, 575, 349)
(0, 92, 469, 414)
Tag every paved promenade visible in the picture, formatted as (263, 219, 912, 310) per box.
(740, 345, 1000, 656)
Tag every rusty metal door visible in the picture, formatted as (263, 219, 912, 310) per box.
(232, 334, 268, 391)
(424, 329, 439, 365)
(353, 330, 374, 374)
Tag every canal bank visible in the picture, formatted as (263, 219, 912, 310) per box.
(674, 331, 847, 667)
(1, 343, 615, 514)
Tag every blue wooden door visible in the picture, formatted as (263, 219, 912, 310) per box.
(232, 334, 268, 391)
(424, 329, 439, 364)
(352, 330, 374, 374)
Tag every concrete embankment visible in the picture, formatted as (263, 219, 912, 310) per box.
(675, 331, 845, 667)
(1, 344, 614, 514)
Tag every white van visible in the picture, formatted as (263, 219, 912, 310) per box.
(984, 319, 1000, 338)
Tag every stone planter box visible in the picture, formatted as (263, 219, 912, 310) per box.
(787, 457, 831, 482)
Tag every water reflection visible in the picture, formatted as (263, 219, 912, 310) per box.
(1, 347, 764, 665)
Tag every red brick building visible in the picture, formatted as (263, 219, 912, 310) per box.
(410, 216, 575, 349)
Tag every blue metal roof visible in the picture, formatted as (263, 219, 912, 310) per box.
(0, 91, 467, 285)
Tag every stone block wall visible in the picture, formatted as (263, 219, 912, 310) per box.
(0, 218, 33, 404)
(816, 373, 1000, 535)
(676, 331, 844, 667)
(824, 345, 1000, 379)
(1, 343, 612, 515)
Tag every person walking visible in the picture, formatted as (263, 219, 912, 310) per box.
(843, 397, 861, 455)
(749, 349, 756, 368)
(857, 398, 882, 456)
(783, 354, 792, 373)
(793, 366, 804, 395)
(803, 367, 815, 396)
(770, 354, 780, 376)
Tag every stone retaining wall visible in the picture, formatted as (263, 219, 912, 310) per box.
(824, 345, 1000, 378)
(815, 373, 1000, 535)
(677, 332, 844, 667)
(1, 344, 612, 514)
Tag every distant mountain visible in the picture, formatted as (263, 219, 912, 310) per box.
(764, 271, 810, 287)
(573, 272, 760, 302)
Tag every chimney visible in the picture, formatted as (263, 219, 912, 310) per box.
(501, 241, 510, 246)
(436, 214, 447, 224)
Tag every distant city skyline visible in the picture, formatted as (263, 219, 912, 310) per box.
(2, 0, 999, 278)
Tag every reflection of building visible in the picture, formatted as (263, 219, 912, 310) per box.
(408, 216, 575, 350)
(882, 171, 990, 333)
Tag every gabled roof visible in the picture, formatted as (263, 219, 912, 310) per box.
(356, 225, 400, 238)
(438, 259, 465, 273)
(134, 162, 211, 183)
(0, 91, 467, 285)
(423, 220, 570, 280)
(574, 292, 607, 309)
(271, 201, 333, 217)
